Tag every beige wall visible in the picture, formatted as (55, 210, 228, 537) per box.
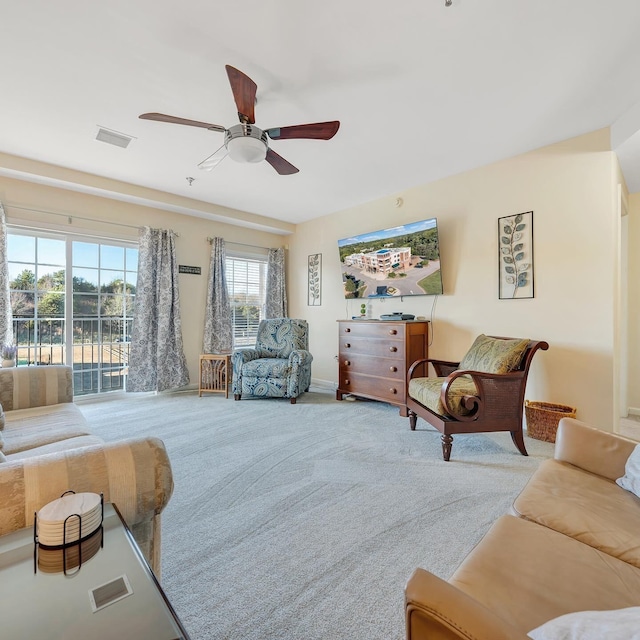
(0, 129, 626, 429)
(0, 175, 287, 385)
(627, 192, 640, 412)
(288, 129, 620, 429)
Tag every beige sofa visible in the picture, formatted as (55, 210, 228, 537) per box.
(0, 365, 173, 577)
(405, 418, 640, 639)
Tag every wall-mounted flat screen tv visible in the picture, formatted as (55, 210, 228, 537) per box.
(338, 217, 443, 299)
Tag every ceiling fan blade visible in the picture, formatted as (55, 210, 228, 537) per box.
(225, 65, 257, 125)
(198, 144, 229, 171)
(266, 121, 340, 141)
(265, 148, 299, 175)
(139, 113, 226, 133)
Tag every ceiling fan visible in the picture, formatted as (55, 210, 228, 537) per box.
(139, 65, 340, 175)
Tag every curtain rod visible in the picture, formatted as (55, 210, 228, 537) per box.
(5, 203, 142, 231)
(207, 237, 272, 251)
(7, 223, 139, 245)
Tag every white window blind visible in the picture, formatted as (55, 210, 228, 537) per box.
(225, 256, 267, 348)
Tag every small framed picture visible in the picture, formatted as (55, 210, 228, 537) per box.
(498, 211, 534, 299)
(308, 253, 322, 306)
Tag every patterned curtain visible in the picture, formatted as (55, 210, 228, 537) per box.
(0, 204, 13, 346)
(202, 237, 233, 353)
(128, 227, 190, 392)
(265, 247, 287, 318)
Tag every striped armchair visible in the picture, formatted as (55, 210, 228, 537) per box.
(0, 365, 174, 577)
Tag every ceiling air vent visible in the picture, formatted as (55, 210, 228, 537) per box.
(95, 127, 135, 149)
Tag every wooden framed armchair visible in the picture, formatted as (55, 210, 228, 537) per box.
(406, 335, 549, 461)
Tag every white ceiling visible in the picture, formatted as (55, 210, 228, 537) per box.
(2, 0, 640, 228)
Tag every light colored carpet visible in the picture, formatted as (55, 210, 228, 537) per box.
(78, 389, 555, 640)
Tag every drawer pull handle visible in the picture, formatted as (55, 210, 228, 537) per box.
(344, 379, 350, 385)
(389, 346, 397, 352)
(345, 327, 351, 333)
(389, 329, 397, 335)
(345, 343, 351, 348)
(344, 360, 351, 366)
(389, 388, 397, 394)
(389, 366, 397, 372)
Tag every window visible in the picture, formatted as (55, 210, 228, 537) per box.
(8, 235, 65, 367)
(225, 255, 267, 348)
(71, 241, 138, 395)
(7, 231, 138, 396)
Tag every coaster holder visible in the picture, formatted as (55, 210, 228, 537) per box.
(33, 490, 104, 575)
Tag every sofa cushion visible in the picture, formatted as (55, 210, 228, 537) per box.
(408, 376, 477, 416)
(459, 334, 529, 374)
(512, 459, 640, 568)
(528, 606, 640, 640)
(450, 515, 640, 635)
(0, 365, 73, 411)
(616, 443, 640, 498)
(5, 435, 105, 461)
(3, 404, 92, 455)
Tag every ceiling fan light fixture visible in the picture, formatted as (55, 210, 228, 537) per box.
(227, 135, 267, 163)
(225, 124, 268, 163)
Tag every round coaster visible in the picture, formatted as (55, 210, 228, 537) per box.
(37, 493, 102, 546)
(38, 492, 101, 524)
(37, 502, 102, 528)
(37, 510, 103, 546)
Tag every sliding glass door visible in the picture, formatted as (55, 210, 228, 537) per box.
(7, 231, 138, 396)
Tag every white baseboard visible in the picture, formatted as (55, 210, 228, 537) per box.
(628, 407, 640, 417)
(311, 378, 337, 391)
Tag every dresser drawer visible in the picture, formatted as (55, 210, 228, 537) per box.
(340, 322, 406, 339)
(339, 337, 404, 359)
(338, 371, 405, 403)
(339, 353, 404, 380)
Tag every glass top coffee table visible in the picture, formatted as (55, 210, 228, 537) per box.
(0, 502, 190, 639)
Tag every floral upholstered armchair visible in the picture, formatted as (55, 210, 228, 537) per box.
(232, 318, 313, 404)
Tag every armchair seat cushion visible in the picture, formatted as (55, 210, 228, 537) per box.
(408, 376, 477, 417)
(241, 358, 289, 379)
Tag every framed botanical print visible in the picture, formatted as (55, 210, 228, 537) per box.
(308, 253, 322, 306)
(498, 211, 534, 299)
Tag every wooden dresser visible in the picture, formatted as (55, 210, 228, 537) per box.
(336, 319, 429, 416)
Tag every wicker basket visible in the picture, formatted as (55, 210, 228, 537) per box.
(525, 400, 577, 443)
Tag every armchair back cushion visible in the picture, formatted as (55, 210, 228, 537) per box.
(458, 334, 530, 374)
(255, 317, 308, 358)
